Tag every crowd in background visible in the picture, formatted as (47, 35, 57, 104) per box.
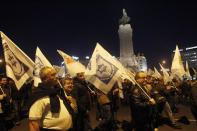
(0, 67, 197, 131)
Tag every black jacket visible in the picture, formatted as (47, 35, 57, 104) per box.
(72, 78, 91, 113)
(130, 86, 155, 125)
(191, 82, 197, 106)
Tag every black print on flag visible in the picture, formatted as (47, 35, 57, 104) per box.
(96, 55, 118, 84)
(87, 61, 91, 70)
(34, 56, 44, 77)
(3, 43, 29, 80)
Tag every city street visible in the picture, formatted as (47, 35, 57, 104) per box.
(10, 104, 196, 131)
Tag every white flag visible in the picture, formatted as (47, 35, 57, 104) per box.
(147, 68, 154, 76)
(192, 67, 197, 74)
(160, 63, 171, 84)
(57, 50, 85, 77)
(152, 67, 162, 79)
(185, 61, 191, 79)
(117, 79, 124, 99)
(53, 65, 66, 78)
(0, 31, 34, 90)
(171, 45, 185, 79)
(85, 43, 134, 94)
(34, 47, 53, 87)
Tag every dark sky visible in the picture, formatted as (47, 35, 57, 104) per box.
(1, 0, 197, 68)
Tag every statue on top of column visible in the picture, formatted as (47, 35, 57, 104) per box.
(119, 8, 130, 25)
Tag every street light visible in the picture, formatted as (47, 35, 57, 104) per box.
(85, 56, 90, 60)
(162, 60, 166, 64)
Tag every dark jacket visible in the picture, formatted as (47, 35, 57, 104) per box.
(130, 86, 156, 128)
(191, 82, 197, 106)
(190, 82, 197, 120)
(72, 78, 91, 113)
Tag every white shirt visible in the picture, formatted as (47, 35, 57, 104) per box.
(29, 96, 72, 130)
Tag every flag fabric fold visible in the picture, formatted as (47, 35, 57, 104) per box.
(152, 67, 162, 79)
(185, 61, 191, 79)
(57, 50, 85, 77)
(85, 43, 134, 94)
(171, 45, 185, 79)
(160, 63, 171, 84)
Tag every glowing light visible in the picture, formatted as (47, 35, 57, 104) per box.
(72, 56, 79, 60)
(85, 56, 90, 59)
(61, 61, 64, 65)
(186, 46, 197, 50)
(162, 60, 166, 64)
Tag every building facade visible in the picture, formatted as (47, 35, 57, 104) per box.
(173, 46, 197, 68)
(182, 46, 197, 68)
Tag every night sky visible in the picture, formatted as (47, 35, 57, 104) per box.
(1, 0, 197, 68)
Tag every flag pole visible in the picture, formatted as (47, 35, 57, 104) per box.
(57, 80, 68, 97)
(128, 77, 152, 100)
(126, 72, 152, 100)
(0, 86, 5, 94)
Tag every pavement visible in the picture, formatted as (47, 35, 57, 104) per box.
(10, 104, 197, 131)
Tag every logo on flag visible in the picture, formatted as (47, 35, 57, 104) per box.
(1, 31, 35, 90)
(96, 54, 118, 84)
(34, 56, 45, 77)
(87, 61, 92, 70)
(3, 43, 29, 80)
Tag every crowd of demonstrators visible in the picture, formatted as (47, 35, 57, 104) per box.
(146, 75, 181, 129)
(0, 67, 96, 131)
(1, 65, 197, 131)
(121, 70, 197, 130)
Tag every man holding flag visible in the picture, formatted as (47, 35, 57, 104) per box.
(130, 71, 156, 131)
(28, 67, 73, 131)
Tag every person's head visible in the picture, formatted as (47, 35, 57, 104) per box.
(0, 76, 8, 87)
(135, 71, 147, 86)
(62, 76, 73, 94)
(158, 77, 164, 85)
(39, 66, 57, 86)
(146, 75, 154, 84)
(76, 72, 85, 81)
(123, 78, 129, 84)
